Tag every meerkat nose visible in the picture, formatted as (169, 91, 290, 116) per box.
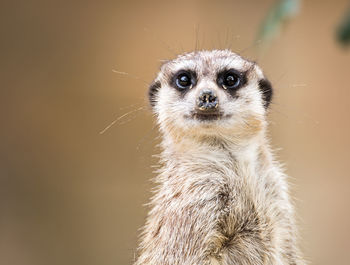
(197, 89, 219, 111)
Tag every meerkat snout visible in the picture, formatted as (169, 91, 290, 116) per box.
(197, 89, 219, 111)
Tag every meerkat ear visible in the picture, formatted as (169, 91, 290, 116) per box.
(148, 80, 161, 108)
(258, 79, 273, 109)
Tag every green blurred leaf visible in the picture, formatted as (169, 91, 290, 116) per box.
(336, 7, 350, 46)
(257, 0, 300, 42)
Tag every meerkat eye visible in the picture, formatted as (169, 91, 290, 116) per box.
(217, 70, 243, 91)
(174, 71, 194, 91)
(223, 72, 240, 89)
(177, 74, 191, 87)
(224, 74, 239, 88)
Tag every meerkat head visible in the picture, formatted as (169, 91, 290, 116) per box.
(149, 50, 273, 143)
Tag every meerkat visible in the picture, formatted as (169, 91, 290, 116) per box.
(135, 50, 304, 265)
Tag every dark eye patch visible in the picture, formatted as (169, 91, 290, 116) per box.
(149, 80, 161, 108)
(217, 69, 247, 96)
(258, 79, 273, 109)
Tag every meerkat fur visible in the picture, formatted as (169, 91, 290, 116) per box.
(135, 50, 304, 265)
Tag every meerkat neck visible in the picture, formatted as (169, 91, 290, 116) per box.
(162, 130, 267, 159)
(159, 132, 272, 179)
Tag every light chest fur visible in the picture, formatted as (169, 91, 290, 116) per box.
(135, 136, 300, 265)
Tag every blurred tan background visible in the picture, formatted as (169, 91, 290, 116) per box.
(1, 0, 350, 264)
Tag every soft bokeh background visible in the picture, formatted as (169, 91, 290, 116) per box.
(1, 0, 350, 264)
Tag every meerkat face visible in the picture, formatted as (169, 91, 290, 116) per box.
(149, 50, 272, 140)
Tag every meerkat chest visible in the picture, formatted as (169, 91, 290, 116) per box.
(209, 189, 275, 265)
(170, 165, 278, 264)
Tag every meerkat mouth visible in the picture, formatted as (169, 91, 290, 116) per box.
(186, 111, 231, 122)
(194, 113, 222, 121)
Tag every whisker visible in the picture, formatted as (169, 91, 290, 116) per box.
(217, 30, 223, 49)
(194, 24, 200, 51)
(224, 28, 230, 50)
(99, 106, 145, 134)
(238, 39, 263, 55)
(269, 100, 319, 125)
(112, 69, 149, 86)
(119, 102, 145, 111)
(179, 42, 185, 54)
(118, 110, 147, 125)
